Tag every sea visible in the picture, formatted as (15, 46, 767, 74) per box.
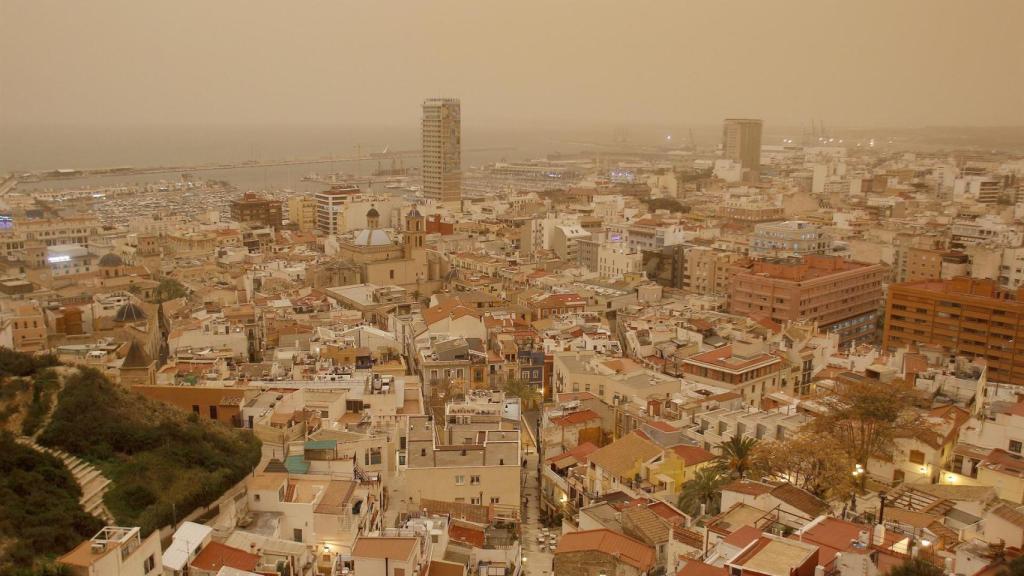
(0, 122, 754, 196)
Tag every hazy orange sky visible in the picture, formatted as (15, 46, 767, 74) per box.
(1, 0, 1021, 128)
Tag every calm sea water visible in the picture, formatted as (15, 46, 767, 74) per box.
(0, 123, 736, 194)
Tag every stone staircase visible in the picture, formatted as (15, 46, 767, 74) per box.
(16, 436, 115, 524)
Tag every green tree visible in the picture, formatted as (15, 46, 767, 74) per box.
(1002, 555, 1024, 575)
(677, 467, 727, 517)
(152, 278, 188, 303)
(716, 435, 759, 479)
(502, 378, 541, 410)
(754, 429, 854, 500)
(888, 557, 944, 576)
(813, 378, 921, 469)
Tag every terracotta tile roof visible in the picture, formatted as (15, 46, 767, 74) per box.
(546, 442, 600, 465)
(684, 345, 780, 372)
(671, 444, 716, 466)
(550, 409, 601, 427)
(588, 432, 663, 478)
(190, 542, 260, 573)
(722, 479, 773, 496)
(422, 300, 482, 326)
(647, 501, 687, 524)
(770, 483, 827, 517)
(448, 522, 486, 548)
(420, 498, 490, 524)
(554, 529, 656, 571)
(983, 449, 1024, 477)
(352, 537, 418, 560)
(723, 525, 762, 548)
(429, 560, 466, 576)
(648, 420, 679, 433)
(991, 503, 1024, 528)
(622, 505, 671, 544)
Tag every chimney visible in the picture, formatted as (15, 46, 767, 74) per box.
(872, 524, 886, 546)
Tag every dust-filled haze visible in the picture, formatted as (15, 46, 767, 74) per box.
(1, 0, 1022, 129)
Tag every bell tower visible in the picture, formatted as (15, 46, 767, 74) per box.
(404, 206, 425, 259)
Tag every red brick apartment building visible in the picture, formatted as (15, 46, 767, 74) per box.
(883, 277, 1024, 387)
(729, 255, 887, 347)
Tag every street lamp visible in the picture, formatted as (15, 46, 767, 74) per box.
(851, 464, 864, 513)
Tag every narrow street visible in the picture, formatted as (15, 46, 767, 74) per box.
(521, 448, 554, 575)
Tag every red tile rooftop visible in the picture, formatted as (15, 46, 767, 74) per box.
(546, 442, 600, 465)
(671, 444, 716, 466)
(554, 529, 655, 571)
(550, 409, 601, 427)
(647, 420, 679, 433)
(190, 542, 260, 573)
(685, 345, 779, 371)
(723, 525, 762, 548)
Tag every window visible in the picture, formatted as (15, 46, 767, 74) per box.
(420, 448, 426, 457)
(144, 554, 156, 573)
(192, 405, 200, 414)
(209, 405, 218, 420)
(471, 475, 481, 485)
(908, 450, 925, 465)
(455, 475, 465, 485)
(1011, 440, 1023, 454)
(293, 528, 303, 542)
(389, 269, 395, 279)
(490, 497, 500, 504)
(471, 497, 482, 505)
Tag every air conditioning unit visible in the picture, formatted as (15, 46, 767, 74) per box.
(90, 542, 106, 554)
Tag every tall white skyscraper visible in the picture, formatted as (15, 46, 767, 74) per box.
(421, 98, 461, 204)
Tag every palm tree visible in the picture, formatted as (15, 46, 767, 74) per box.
(677, 467, 727, 517)
(717, 435, 759, 479)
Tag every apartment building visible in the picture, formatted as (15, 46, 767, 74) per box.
(58, 526, 162, 576)
(0, 301, 48, 352)
(230, 192, 283, 228)
(422, 98, 461, 204)
(749, 221, 830, 258)
(882, 277, 1024, 387)
(681, 340, 787, 408)
(351, 532, 432, 576)
(722, 118, 763, 182)
(729, 255, 887, 347)
(402, 396, 521, 511)
(316, 185, 362, 234)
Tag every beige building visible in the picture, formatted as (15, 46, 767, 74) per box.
(287, 195, 317, 232)
(552, 352, 681, 407)
(422, 98, 461, 204)
(722, 118, 763, 182)
(58, 526, 162, 576)
(402, 401, 521, 511)
(0, 300, 47, 352)
(681, 339, 786, 408)
(750, 220, 830, 258)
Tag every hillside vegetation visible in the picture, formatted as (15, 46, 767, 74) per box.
(0, 348, 262, 569)
(0, 348, 101, 572)
(38, 367, 263, 534)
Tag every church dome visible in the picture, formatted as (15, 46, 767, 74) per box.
(352, 229, 393, 247)
(114, 302, 147, 323)
(98, 252, 124, 267)
(407, 206, 423, 219)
